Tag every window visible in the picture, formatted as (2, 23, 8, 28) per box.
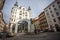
(14, 9, 15, 11)
(19, 17, 22, 19)
(49, 7, 51, 9)
(54, 8, 57, 11)
(14, 20, 15, 22)
(57, 1, 60, 4)
(46, 10, 48, 12)
(25, 12, 27, 15)
(25, 12, 27, 14)
(48, 16, 50, 18)
(12, 15, 14, 17)
(52, 14, 54, 17)
(20, 11, 22, 12)
(23, 12, 24, 14)
(15, 12, 16, 14)
(56, 12, 59, 16)
(0, 21, 1, 23)
(19, 14, 22, 15)
(53, 19, 56, 22)
(49, 21, 52, 22)
(50, 10, 52, 13)
(25, 15, 27, 16)
(12, 8, 13, 9)
(15, 16, 16, 17)
(11, 11, 12, 13)
(50, 25, 53, 30)
(59, 5, 60, 8)
(55, 24, 60, 31)
(46, 13, 49, 15)
(0, 14, 1, 17)
(23, 8, 25, 10)
(58, 17, 60, 21)
(16, 9, 17, 11)
(11, 19, 13, 21)
(12, 12, 14, 14)
(55, 24, 59, 27)
(53, 5, 55, 7)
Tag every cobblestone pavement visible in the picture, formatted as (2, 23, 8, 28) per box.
(0, 32, 60, 40)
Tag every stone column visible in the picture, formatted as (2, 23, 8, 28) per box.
(30, 24, 35, 32)
(15, 23, 18, 33)
(53, 26, 57, 32)
(10, 24, 13, 32)
(28, 21, 31, 32)
(48, 25, 51, 30)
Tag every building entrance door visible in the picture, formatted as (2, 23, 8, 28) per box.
(55, 24, 60, 32)
(18, 21, 28, 33)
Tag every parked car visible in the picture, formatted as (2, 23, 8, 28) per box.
(6, 32, 15, 37)
(0, 32, 3, 38)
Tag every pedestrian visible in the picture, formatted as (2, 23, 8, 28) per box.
(34, 28, 37, 34)
(34, 29, 36, 34)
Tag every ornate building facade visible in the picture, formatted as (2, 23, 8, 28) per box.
(10, 1, 34, 33)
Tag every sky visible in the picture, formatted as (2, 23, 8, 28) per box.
(2, 0, 54, 24)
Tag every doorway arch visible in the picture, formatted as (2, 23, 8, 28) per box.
(18, 21, 28, 33)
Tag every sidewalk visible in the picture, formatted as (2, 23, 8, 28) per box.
(16, 33, 26, 36)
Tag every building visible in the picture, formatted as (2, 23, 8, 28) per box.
(0, 11, 6, 32)
(10, 1, 34, 33)
(33, 11, 48, 32)
(38, 11, 48, 31)
(0, 0, 5, 10)
(33, 17, 40, 30)
(44, 0, 60, 32)
(0, 0, 6, 32)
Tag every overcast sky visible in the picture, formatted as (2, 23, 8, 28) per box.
(2, 0, 54, 24)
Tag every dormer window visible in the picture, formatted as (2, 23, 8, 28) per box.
(23, 8, 25, 11)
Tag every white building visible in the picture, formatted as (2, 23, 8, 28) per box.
(44, 0, 60, 32)
(10, 1, 34, 33)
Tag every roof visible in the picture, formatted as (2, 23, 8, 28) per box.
(14, 1, 18, 7)
(28, 6, 31, 10)
(38, 11, 44, 17)
(44, 0, 56, 10)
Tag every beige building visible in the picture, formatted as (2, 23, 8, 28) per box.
(0, 11, 6, 32)
(0, 0, 5, 10)
(0, 0, 7, 32)
(33, 17, 40, 30)
(44, 0, 60, 32)
(38, 11, 48, 31)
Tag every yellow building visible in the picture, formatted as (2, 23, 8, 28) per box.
(0, 0, 5, 10)
(0, 0, 6, 32)
(33, 17, 40, 30)
(0, 11, 6, 32)
(38, 11, 48, 31)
